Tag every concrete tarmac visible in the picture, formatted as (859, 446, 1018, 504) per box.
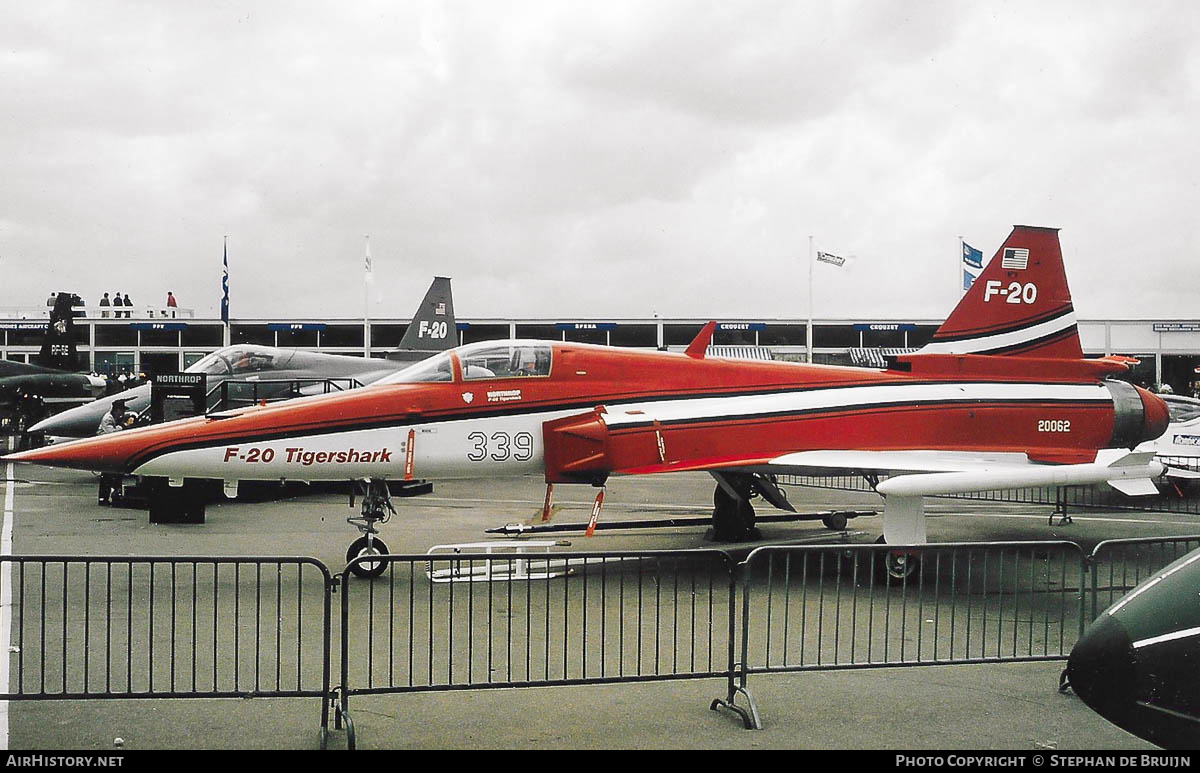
(5, 464, 1193, 750)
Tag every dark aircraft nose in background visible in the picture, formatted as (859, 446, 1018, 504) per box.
(29, 385, 151, 437)
(1066, 548, 1200, 749)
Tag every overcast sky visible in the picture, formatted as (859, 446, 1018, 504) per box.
(2, 1, 1197, 323)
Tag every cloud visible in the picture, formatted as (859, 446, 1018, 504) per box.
(0, 1, 1197, 323)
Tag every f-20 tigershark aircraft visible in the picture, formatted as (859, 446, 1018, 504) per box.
(0, 293, 106, 410)
(30, 277, 456, 437)
(5, 227, 1171, 578)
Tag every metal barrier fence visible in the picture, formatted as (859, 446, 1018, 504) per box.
(337, 550, 739, 748)
(4, 536, 1200, 746)
(1086, 535, 1200, 619)
(778, 474, 1200, 516)
(740, 541, 1086, 670)
(717, 542, 1088, 728)
(1, 556, 334, 747)
(1158, 456, 1200, 474)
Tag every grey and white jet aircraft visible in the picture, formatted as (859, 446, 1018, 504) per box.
(31, 277, 456, 437)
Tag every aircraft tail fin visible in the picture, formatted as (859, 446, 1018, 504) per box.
(34, 292, 83, 371)
(918, 226, 1082, 359)
(684, 321, 717, 359)
(395, 277, 456, 352)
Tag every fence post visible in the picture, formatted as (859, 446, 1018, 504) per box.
(710, 550, 761, 729)
(336, 563, 357, 751)
(1085, 550, 1098, 625)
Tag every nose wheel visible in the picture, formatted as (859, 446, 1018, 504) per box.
(346, 535, 390, 579)
(346, 479, 396, 579)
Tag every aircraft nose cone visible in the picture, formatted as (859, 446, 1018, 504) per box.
(1067, 614, 1137, 728)
(1068, 548, 1200, 749)
(1135, 386, 1170, 443)
(29, 409, 98, 437)
(2, 434, 129, 473)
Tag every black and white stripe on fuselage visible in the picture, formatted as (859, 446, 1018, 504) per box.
(602, 380, 1110, 430)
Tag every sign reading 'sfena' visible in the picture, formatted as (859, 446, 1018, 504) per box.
(555, 322, 617, 331)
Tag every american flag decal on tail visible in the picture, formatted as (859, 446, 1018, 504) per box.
(1001, 248, 1030, 270)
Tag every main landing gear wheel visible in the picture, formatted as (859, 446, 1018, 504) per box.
(875, 535, 919, 583)
(710, 484, 759, 543)
(347, 535, 389, 579)
(821, 512, 848, 531)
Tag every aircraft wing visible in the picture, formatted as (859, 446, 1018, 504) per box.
(768, 449, 1045, 476)
(543, 406, 1165, 498)
(602, 448, 1163, 496)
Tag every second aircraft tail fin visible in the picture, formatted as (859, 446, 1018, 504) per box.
(34, 292, 83, 371)
(394, 276, 456, 352)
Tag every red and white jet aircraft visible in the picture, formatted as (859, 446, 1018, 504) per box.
(4, 226, 1170, 577)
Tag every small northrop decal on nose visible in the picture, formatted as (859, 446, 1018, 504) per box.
(487, 389, 522, 403)
(222, 447, 392, 465)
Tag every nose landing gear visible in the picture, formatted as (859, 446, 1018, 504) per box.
(346, 479, 396, 579)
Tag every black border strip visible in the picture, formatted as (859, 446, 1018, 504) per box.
(930, 305, 1075, 343)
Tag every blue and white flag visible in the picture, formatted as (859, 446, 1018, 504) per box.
(963, 268, 978, 291)
(962, 241, 983, 269)
(221, 239, 229, 323)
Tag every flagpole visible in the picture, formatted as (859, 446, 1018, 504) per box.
(363, 235, 371, 358)
(958, 236, 964, 300)
(807, 235, 814, 364)
(221, 236, 230, 347)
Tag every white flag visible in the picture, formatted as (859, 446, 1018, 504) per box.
(816, 251, 846, 267)
(364, 237, 374, 282)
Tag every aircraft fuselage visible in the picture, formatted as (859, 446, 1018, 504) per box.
(7, 342, 1171, 487)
